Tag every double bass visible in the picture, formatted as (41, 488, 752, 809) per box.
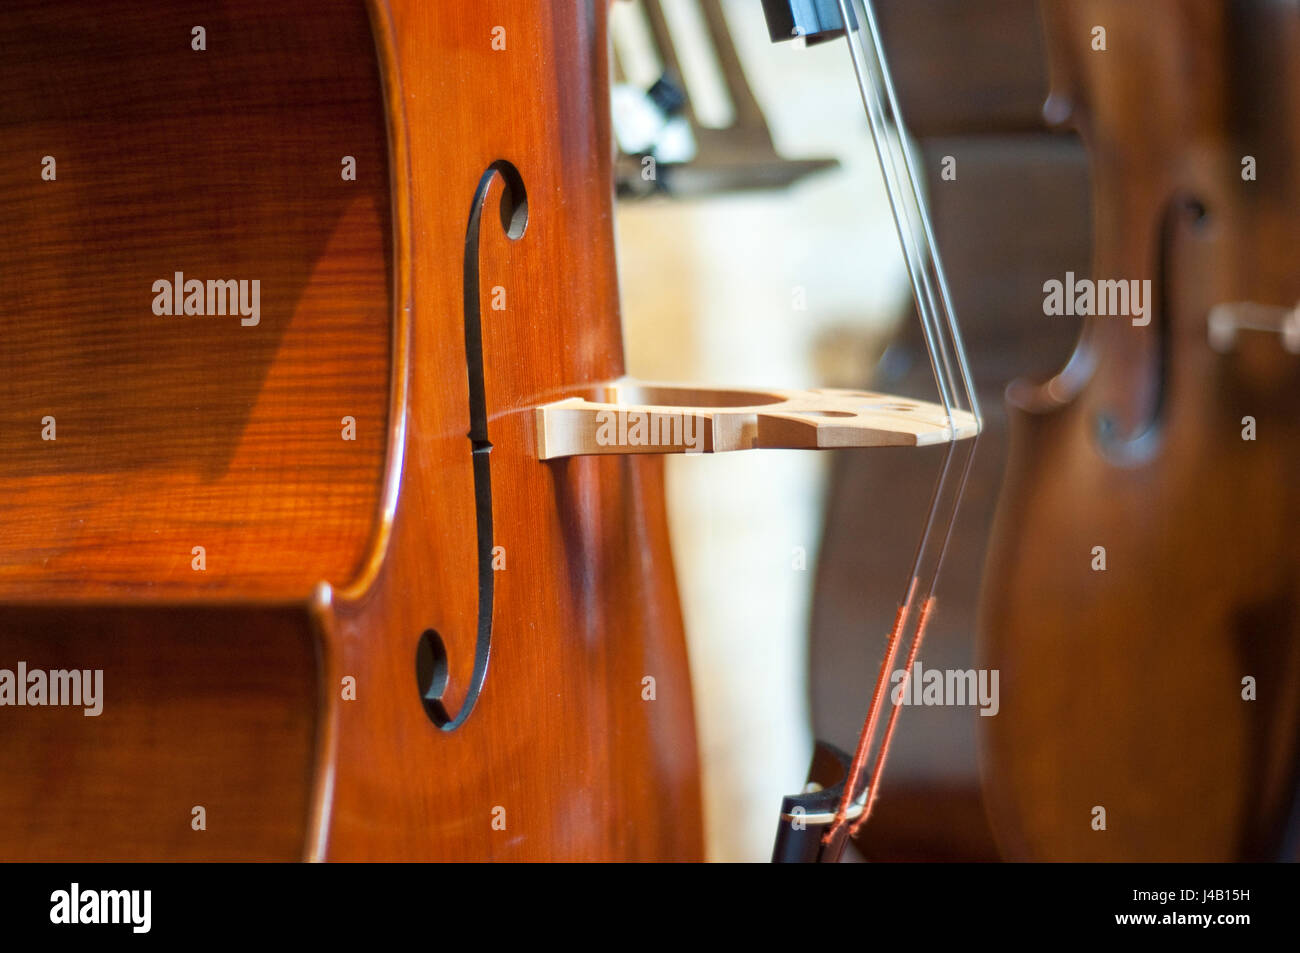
(0, 0, 702, 861)
(0, 0, 977, 861)
(981, 0, 1300, 861)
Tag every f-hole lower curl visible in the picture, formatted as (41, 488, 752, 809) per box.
(417, 160, 528, 731)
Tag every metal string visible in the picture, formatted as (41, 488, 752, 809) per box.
(818, 0, 983, 861)
(835, 0, 981, 429)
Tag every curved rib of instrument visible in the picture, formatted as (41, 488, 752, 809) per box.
(535, 378, 979, 459)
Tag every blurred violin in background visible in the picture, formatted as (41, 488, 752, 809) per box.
(981, 0, 1300, 862)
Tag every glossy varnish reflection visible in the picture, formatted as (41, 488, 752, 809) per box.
(0, 0, 702, 861)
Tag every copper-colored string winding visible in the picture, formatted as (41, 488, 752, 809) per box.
(821, 438, 976, 859)
(823, 579, 917, 841)
(820, 589, 936, 850)
(853, 595, 936, 837)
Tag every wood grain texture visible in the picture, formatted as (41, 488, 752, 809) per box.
(0, 0, 392, 600)
(0, 606, 317, 860)
(0, 0, 389, 861)
(979, 0, 1300, 861)
(0, 0, 703, 861)
(309, 0, 702, 861)
(537, 381, 978, 458)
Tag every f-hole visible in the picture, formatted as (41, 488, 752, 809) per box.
(416, 160, 528, 731)
(1095, 192, 1196, 466)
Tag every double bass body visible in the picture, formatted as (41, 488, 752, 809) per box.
(0, 0, 702, 861)
(980, 0, 1300, 861)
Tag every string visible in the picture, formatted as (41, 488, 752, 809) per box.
(821, 437, 969, 857)
(815, 0, 983, 861)
(835, 0, 982, 430)
(851, 438, 977, 839)
(823, 580, 917, 840)
(859, 0, 981, 427)
(822, 438, 954, 844)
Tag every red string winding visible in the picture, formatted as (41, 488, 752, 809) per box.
(822, 586, 938, 852)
